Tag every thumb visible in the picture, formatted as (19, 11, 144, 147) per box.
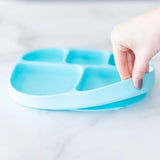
(132, 51, 150, 89)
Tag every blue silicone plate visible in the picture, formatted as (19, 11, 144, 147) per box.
(9, 48, 155, 111)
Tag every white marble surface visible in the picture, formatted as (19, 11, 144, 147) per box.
(1, 1, 160, 160)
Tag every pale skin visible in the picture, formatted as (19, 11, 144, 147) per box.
(111, 8, 160, 89)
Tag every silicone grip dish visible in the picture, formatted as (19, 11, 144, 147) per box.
(9, 48, 155, 111)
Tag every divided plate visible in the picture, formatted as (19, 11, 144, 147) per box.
(9, 48, 155, 111)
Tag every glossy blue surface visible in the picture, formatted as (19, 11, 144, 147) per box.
(78, 94, 147, 111)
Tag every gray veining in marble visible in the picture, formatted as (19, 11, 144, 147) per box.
(1, 1, 160, 160)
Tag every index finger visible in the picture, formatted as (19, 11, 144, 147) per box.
(112, 44, 131, 80)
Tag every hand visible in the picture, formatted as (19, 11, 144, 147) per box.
(111, 8, 160, 89)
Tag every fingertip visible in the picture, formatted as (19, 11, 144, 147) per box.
(134, 78, 143, 90)
(120, 74, 132, 81)
(132, 55, 149, 90)
(132, 64, 149, 89)
(132, 73, 144, 89)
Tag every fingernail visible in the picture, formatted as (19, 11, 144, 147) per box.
(136, 79, 143, 89)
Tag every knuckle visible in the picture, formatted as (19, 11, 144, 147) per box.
(111, 24, 121, 41)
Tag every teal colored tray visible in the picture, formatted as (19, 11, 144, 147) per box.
(9, 48, 155, 111)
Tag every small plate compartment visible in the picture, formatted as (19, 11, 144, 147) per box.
(76, 67, 121, 91)
(23, 48, 67, 63)
(66, 49, 107, 65)
(11, 63, 82, 95)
